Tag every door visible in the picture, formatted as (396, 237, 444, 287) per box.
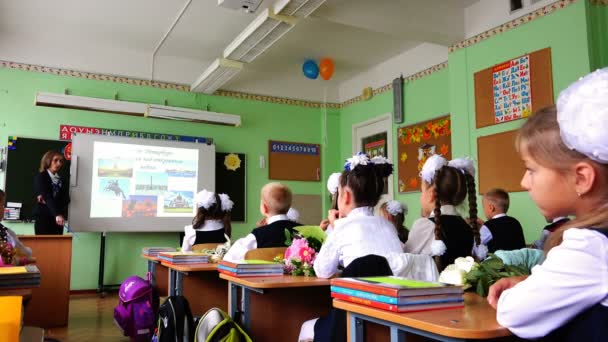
(352, 114, 393, 207)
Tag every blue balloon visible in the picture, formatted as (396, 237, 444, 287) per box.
(302, 60, 319, 79)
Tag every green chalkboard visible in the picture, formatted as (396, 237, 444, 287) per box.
(215, 152, 246, 222)
(4, 137, 72, 221)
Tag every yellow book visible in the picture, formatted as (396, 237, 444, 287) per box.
(0, 266, 27, 275)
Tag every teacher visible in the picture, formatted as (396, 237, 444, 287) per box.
(33, 150, 70, 235)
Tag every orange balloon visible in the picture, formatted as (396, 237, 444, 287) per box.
(319, 58, 335, 80)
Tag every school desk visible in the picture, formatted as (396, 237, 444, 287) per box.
(160, 262, 227, 314)
(19, 235, 71, 328)
(333, 293, 512, 342)
(219, 274, 332, 342)
(141, 254, 169, 296)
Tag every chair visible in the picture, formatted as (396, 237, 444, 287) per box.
(244, 247, 287, 261)
(192, 243, 221, 252)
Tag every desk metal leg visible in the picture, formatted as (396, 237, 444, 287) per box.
(168, 269, 177, 296)
(148, 260, 157, 288)
(175, 271, 183, 296)
(229, 282, 239, 319)
(390, 326, 406, 342)
(349, 313, 364, 342)
(242, 287, 251, 330)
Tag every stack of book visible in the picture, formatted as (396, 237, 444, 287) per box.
(142, 247, 176, 257)
(157, 251, 209, 265)
(0, 264, 41, 289)
(330, 276, 464, 313)
(218, 260, 284, 277)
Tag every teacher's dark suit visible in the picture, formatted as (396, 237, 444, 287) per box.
(33, 171, 70, 235)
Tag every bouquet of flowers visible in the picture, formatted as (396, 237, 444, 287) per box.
(274, 225, 326, 277)
(439, 255, 530, 297)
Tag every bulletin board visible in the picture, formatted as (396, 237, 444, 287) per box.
(397, 115, 451, 193)
(477, 130, 525, 194)
(268, 140, 321, 182)
(474, 47, 554, 128)
(215, 152, 246, 222)
(4, 137, 72, 221)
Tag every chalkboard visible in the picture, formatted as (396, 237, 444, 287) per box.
(215, 152, 246, 222)
(4, 137, 72, 221)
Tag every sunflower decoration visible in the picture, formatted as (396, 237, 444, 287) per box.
(224, 153, 241, 171)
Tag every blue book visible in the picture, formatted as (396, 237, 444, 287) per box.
(330, 286, 464, 305)
(218, 264, 284, 274)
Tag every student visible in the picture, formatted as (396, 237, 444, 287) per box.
(479, 188, 526, 253)
(313, 154, 403, 279)
(319, 172, 341, 233)
(379, 200, 409, 245)
(223, 182, 299, 261)
(404, 155, 480, 270)
(487, 69, 608, 340)
(531, 215, 570, 250)
(0, 190, 33, 265)
(299, 154, 402, 341)
(181, 190, 233, 252)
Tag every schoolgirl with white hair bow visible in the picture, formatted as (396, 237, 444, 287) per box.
(379, 200, 409, 246)
(181, 189, 233, 252)
(488, 68, 608, 340)
(404, 154, 483, 271)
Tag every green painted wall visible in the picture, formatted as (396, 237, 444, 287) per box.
(0, 68, 328, 289)
(586, 0, 608, 69)
(339, 0, 592, 243)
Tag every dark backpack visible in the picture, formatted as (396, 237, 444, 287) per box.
(114, 273, 159, 342)
(155, 295, 195, 342)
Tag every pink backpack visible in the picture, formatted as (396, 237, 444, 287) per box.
(114, 273, 159, 342)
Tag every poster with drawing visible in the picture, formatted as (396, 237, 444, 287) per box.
(397, 115, 452, 193)
(492, 55, 532, 124)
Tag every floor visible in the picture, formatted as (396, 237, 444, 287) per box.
(43, 293, 130, 342)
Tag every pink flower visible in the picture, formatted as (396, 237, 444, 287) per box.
(299, 247, 315, 264)
(285, 238, 308, 260)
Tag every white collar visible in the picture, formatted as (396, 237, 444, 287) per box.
(491, 213, 507, 219)
(553, 216, 568, 223)
(267, 214, 288, 224)
(201, 220, 223, 231)
(429, 204, 458, 218)
(346, 206, 374, 218)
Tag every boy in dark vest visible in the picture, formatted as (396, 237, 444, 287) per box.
(223, 182, 300, 261)
(479, 188, 526, 253)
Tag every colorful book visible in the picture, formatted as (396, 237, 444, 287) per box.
(331, 276, 463, 297)
(331, 292, 464, 313)
(218, 269, 284, 277)
(218, 264, 284, 274)
(219, 260, 283, 269)
(330, 286, 463, 305)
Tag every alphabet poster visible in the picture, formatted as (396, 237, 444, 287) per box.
(492, 55, 532, 123)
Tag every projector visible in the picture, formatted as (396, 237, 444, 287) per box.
(218, 0, 263, 13)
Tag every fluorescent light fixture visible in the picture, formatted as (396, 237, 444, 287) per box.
(36, 92, 241, 126)
(223, 8, 297, 63)
(273, 0, 327, 18)
(36, 92, 147, 116)
(190, 58, 244, 94)
(146, 104, 241, 127)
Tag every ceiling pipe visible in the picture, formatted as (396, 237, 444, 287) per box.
(151, 0, 193, 81)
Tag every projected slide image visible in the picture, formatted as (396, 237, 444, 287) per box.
(98, 178, 130, 199)
(98, 159, 133, 177)
(122, 195, 158, 217)
(166, 160, 197, 178)
(135, 171, 169, 195)
(163, 191, 194, 213)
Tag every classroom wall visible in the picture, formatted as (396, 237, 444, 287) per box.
(338, 0, 592, 242)
(0, 67, 328, 289)
(586, 0, 608, 70)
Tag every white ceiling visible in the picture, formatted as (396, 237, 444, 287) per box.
(0, 0, 478, 102)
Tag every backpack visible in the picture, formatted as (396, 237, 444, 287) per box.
(114, 273, 159, 342)
(155, 295, 195, 342)
(195, 308, 252, 342)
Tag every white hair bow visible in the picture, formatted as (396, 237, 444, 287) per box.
(195, 190, 216, 209)
(447, 157, 476, 176)
(420, 154, 447, 184)
(218, 193, 234, 212)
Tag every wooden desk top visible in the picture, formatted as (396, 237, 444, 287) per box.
(19, 235, 73, 240)
(0, 289, 33, 302)
(160, 262, 218, 272)
(333, 293, 511, 339)
(219, 274, 331, 289)
(141, 254, 160, 262)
